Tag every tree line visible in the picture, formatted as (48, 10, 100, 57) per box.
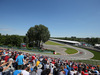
(54, 36, 100, 45)
(0, 34, 23, 47)
(0, 24, 50, 48)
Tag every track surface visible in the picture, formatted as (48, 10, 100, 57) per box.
(1, 41, 94, 60)
(23, 42, 94, 60)
(42, 42, 94, 60)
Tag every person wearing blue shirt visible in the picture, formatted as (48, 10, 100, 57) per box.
(64, 66, 68, 75)
(13, 70, 21, 75)
(16, 52, 24, 69)
(67, 65, 71, 75)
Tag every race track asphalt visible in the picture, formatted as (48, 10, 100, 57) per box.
(2, 41, 93, 60)
(42, 42, 94, 60)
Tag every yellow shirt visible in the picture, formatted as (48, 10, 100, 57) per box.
(36, 61, 40, 67)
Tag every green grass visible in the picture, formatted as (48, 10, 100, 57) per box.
(13, 49, 60, 55)
(45, 41, 65, 46)
(84, 49, 100, 60)
(74, 46, 100, 60)
(64, 47, 78, 54)
(56, 53, 61, 55)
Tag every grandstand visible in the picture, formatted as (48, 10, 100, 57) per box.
(49, 38, 81, 46)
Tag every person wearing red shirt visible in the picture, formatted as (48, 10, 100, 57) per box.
(84, 70, 89, 75)
(15, 54, 18, 60)
(81, 71, 84, 75)
(4, 55, 9, 62)
(52, 60, 55, 64)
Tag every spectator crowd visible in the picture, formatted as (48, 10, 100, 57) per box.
(0, 48, 100, 75)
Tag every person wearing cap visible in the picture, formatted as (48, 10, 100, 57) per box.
(32, 55, 36, 66)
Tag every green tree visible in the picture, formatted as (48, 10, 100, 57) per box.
(26, 24, 50, 47)
(9, 35, 22, 47)
(0, 33, 2, 44)
(4, 34, 11, 45)
(23, 36, 29, 46)
(0, 35, 6, 45)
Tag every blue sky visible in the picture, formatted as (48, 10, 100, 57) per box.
(0, 0, 100, 37)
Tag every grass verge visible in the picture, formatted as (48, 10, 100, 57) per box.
(45, 41, 65, 46)
(56, 53, 61, 55)
(13, 49, 60, 55)
(64, 47, 78, 54)
(74, 46, 100, 60)
(83, 48, 100, 60)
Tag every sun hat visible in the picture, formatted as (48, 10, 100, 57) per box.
(38, 64, 42, 69)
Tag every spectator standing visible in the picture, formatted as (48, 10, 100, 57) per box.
(64, 66, 68, 75)
(4, 54, 9, 62)
(16, 52, 24, 69)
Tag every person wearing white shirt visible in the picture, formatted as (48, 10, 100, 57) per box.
(21, 67, 30, 75)
(21, 70, 29, 75)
